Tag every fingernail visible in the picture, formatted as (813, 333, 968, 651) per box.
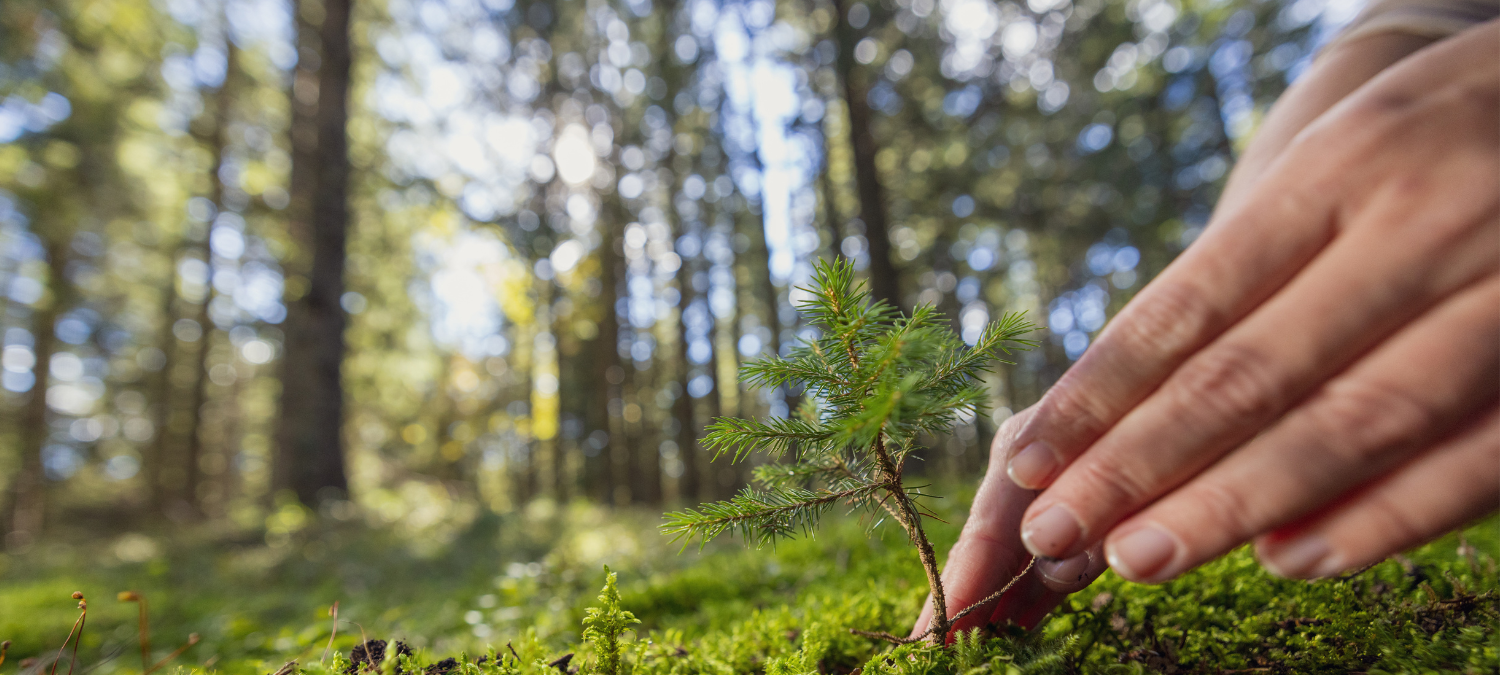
(1261, 536, 1337, 579)
(1037, 550, 1093, 585)
(1106, 525, 1181, 582)
(1021, 504, 1083, 558)
(1007, 441, 1058, 489)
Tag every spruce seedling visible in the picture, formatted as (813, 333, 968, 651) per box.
(662, 259, 1038, 645)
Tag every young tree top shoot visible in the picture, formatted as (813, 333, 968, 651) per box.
(663, 258, 1038, 645)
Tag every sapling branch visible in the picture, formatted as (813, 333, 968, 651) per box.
(660, 258, 1035, 647)
(945, 557, 1037, 625)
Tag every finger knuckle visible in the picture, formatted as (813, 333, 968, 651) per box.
(1074, 456, 1154, 514)
(1358, 491, 1425, 552)
(1111, 281, 1215, 371)
(1308, 378, 1435, 463)
(1178, 480, 1258, 542)
(1035, 383, 1112, 444)
(1173, 343, 1283, 428)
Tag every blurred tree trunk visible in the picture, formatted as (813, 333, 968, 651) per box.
(5, 241, 63, 542)
(597, 200, 629, 505)
(533, 281, 556, 500)
(673, 235, 700, 504)
(830, 0, 897, 309)
(183, 38, 239, 516)
(275, 0, 352, 506)
(145, 256, 181, 516)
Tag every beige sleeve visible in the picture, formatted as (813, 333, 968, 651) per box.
(1326, 0, 1499, 51)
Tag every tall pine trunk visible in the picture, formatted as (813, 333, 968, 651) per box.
(598, 198, 630, 505)
(830, 0, 898, 308)
(673, 229, 701, 504)
(275, 0, 352, 506)
(183, 38, 239, 516)
(5, 241, 63, 543)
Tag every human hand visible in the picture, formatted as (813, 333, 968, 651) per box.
(1007, 19, 1498, 587)
(906, 21, 1494, 642)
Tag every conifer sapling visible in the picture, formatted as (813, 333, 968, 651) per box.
(662, 259, 1038, 645)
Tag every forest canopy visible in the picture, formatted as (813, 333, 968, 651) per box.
(0, 0, 1359, 538)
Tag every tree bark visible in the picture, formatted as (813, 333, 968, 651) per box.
(673, 233, 701, 504)
(830, 0, 899, 308)
(274, 0, 352, 506)
(5, 241, 63, 543)
(183, 38, 239, 516)
(598, 198, 630, 505)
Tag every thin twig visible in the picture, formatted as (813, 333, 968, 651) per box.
(948, 557, 1037, 624)
(847, 628, 920, 645)
(852, 556, 1038, 646)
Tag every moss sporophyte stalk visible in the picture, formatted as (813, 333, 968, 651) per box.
(661, 259, 1039, 645)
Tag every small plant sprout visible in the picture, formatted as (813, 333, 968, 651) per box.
(50, 592, 86, 675)
(582, 566, 640, 675)
(117, 591, 150, 672)
(117, 590, 200, 675)
(322, 601, 340, 663)
(662, 259, 1038, 645)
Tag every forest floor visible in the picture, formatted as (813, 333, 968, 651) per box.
(1, 484, 1496, 674)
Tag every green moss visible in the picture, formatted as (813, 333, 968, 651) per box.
(1, 506, 1494, 674)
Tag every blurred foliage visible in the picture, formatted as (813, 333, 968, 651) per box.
(0, 0, 1354, 532)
